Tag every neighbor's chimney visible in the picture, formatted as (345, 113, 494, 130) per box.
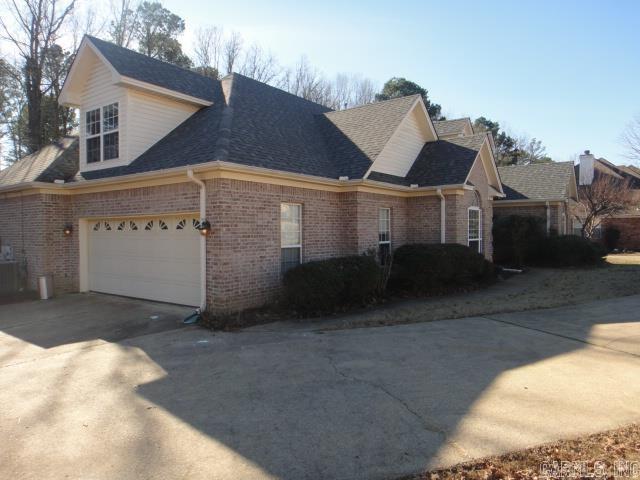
(579, 150, 595, 186)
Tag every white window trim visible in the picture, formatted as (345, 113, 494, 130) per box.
(280, 203, 303, 271)
(468, 206, 482, 253)
(102, 103, 120, 161)
(84, 102, 119, 165)
(378, 207, 391, 248)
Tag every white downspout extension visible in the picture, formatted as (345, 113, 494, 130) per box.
(437, 188, 446, 243)
(545, 201, 551, 235)
(187, 170, 207, 312)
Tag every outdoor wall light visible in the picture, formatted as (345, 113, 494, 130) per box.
(63, 224, 73, 236)
(197, 220, 212, 236)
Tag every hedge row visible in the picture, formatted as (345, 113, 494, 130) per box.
(493, 215, 606, 267)
(283, 244, 494, 314)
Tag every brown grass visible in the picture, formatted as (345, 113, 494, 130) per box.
(320, 262, 640, 330)
(397, 423, 640, 480)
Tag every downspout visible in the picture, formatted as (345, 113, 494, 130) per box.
(187, 170, 207, 312)
(545, 201, 551, 236)
(437, 188, 446, 243)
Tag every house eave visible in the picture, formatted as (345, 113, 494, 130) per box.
(493, 198, 568, 206)
(0, 161, 468, 198)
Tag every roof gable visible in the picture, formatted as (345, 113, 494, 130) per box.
(60, 36, 216, 107)
(406, 133, 487, 187)
(318, 95, 425, 178)
(433, 118, 474, 138)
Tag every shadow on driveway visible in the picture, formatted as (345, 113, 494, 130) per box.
(0, 293, 192, 354)
(2, 294, 640, 479)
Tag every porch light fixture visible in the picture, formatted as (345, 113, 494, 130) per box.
(197, 220, 212, 236)
(63, 224, 73, 236)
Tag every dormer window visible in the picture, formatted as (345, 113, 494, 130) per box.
(85, 102, 119, 163)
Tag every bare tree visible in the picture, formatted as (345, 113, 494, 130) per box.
(193, 25, 223, 73)
(574, 175, 634, 238)
(239, 43, 279, 83)
(0, 0, 76, 153)
(352, 76, 376, 106)
(623, 115, 640, 164)
(330, 73, 352, 110)
(222, 31, 242, 75)
(280, 56, 330, 104)
(108, 0, 139, 48)
(70, 1, 105, 50)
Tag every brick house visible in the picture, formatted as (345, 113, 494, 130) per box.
(574, 150, 640, 248)
(0, 36, 504, 313)
(493, 162, 578, 235)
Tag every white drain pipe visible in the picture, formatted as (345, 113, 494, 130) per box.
(187, 170, 207, 312)
(437, 188, 446, 243)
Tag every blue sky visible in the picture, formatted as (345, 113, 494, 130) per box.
(163, 0, 639, 164)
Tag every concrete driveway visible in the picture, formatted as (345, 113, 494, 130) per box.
(2, 294, 640, 480)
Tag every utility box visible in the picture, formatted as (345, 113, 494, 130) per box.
(38, 275, 53, 300)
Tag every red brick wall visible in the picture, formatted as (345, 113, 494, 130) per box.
(603, 217, 640, 250)
(0, 170, 497, 312)
(0, 193, 48, 290)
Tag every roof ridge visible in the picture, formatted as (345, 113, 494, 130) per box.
(226, 72, 333, 112)
(434, 117, 471, 123)
(324, 94, 420, 116)
(85, 35, 213, 82)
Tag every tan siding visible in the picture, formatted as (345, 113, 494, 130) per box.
(371, 108, 428, 177)
(79, 56, 128, 168)
(78, 54, 198, 170)
(127, 90, 198, 161)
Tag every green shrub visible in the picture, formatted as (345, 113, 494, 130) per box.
(390, 244, 495, 294)
(492, 215, 546, 267)
(529, 235, 606, 267)
(282, 255, 381, 314)
(603, 227, 621, 252)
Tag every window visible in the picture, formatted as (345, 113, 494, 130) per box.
(103, 132, 119, 160)
(468, 207, 482, 253)
(84, 102, 119, 164)
(86, 137, 101, 164)
(378, 208, 391, 264)
(281, 203, 301, 274)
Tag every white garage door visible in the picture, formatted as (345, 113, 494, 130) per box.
(88, 216, 201, 306)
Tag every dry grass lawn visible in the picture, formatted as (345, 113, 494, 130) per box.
(321, 255, 640, 330)
(398, 423, 640, 480)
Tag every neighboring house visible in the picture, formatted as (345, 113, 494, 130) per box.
(494, 162, 578, 235)
(575, 150, 640, 248)
(0, 36, 504, 313)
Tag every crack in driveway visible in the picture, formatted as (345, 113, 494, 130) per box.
(322, 351, 471, 461)
(482, 316, 640, 359)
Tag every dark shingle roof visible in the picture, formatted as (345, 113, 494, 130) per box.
(7, 38, 486, 189)
(391, 133, 487, 187)
(433, 118, 472, 137)
(318, 95, 420, 178)
(0, 137, 78, 186)
(81, 76, 424, 182)
(498, 161, 575, 201)
(86, 36, 217, 102)
(81, 74, 338, 180)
